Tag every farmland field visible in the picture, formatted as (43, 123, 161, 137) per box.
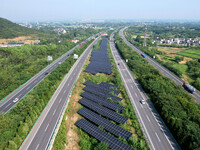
(176, 49, 200, 59)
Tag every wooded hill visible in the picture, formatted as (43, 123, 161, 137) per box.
(0, 17, 53, 39)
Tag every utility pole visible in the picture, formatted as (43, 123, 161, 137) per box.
(143, 23, 147, 47)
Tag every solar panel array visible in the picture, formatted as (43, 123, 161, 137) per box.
(81, 92, 124, 112)
(79, 98, 128, 124)
(83, 86, 122, 102)
(99, 82, 118, 89)
(78, 107, 132, 140)
(84, 81, 120, 95)
(84, 38, 113, 75)
(75, 119, 135, 150)
(75, 81, 134, 149)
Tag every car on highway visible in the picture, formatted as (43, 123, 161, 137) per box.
(13, 98, 19, 103)
(118, 63, 120, 65)
(58, 61, 62, 64)
(45, 72, 49, 75)
(140, 99, 146, 104)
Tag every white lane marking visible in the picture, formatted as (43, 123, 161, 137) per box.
(146, 115, 150, 122)
(59, 98, 62, 103)
(34, 80, 37, 83)
(27, 86, 31, 90)
(36, 144, 40, 150)
(18, 94, 22, 97)
(45, 123, 49, 132)
(40, 76, 43, 79)
(64, 90, 67, 93)
(70, 78, 73, 81)
(53, 109, 57, 116)
(5, 103, 12, 108)
(68, 83, 70, 86)
(155, 132, 161, 142)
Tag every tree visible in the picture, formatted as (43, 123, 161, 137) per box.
(193, 78, 200, 90)
(174, 56, 184, 63)
(7, 140, 17, 150)
(17, 121, 29, 137)
(13, 134, 22, 147)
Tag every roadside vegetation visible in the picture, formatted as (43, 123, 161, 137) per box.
(125, 27, 200, 91)
(0, 41, 93, 150)
(53, 35, 148, 150)
(0, 42, 75, 101)
(115, 32, 200, 150)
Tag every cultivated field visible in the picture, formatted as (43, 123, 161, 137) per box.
(176, 49, 200, 59)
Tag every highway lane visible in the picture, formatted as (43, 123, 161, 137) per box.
(0, 34, 98, 113)
(20, 36, 101, 150)
(110, 31, 180, 150)
(120, 27, 200, 102)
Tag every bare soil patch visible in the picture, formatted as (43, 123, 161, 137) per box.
(0, 36, 37, 44)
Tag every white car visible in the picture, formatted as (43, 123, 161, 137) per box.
(58, 61, 62, 64)
(140, 100, 146, 104)
(13, 98, 19, 103)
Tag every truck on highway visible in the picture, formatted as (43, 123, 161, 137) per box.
(183, 82, 196, 93)
(141, 53, 147, 58)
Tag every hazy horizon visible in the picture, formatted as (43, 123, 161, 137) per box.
(1, 0, 200, 22)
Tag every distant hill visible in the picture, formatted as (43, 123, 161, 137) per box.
(0, 17, 53, 39)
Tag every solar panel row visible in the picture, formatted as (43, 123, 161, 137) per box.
(78, 107, 132, 140)
(84, 38, 113, 75)
(84, 81, 120, 95)
(81, 92, 124, 112)
(99, 82, 118, 90)
(79, 98, 128, 124)
(75, 119, 135, 150)
(83, 86, 122, 102)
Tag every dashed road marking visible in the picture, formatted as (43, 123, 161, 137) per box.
(45, 123, 49, 132)
(155, 132, 161, 142)
(53, 109, 57, 116)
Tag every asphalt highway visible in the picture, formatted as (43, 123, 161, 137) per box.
(120, 27, 200, 102)
(0, 35, 97, 113)
(20, 36, 101, 150)
(110, 31, 180, 150)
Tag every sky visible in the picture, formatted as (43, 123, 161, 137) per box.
(1, 0, 200, 22)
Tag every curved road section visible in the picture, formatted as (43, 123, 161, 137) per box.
(20, 36, 101, 150)
(120, 27, 200, 102)
(110, 31, 180, 150)
(0, 35, 97, 114)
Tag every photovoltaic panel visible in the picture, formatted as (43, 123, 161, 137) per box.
(83, 87, 122, 102)
(75, 119, 135, 150)
(78, 107, 132, 140)
(84, 38, 113, 75)
(81, 92, 124, 112)
(79, 98, 128, 124)
(84, 81, 120, 95)
(99, 82, 118, 90)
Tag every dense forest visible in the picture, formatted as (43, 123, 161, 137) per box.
(115, 32, 200, 150)
(0, 18, 55, 39)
